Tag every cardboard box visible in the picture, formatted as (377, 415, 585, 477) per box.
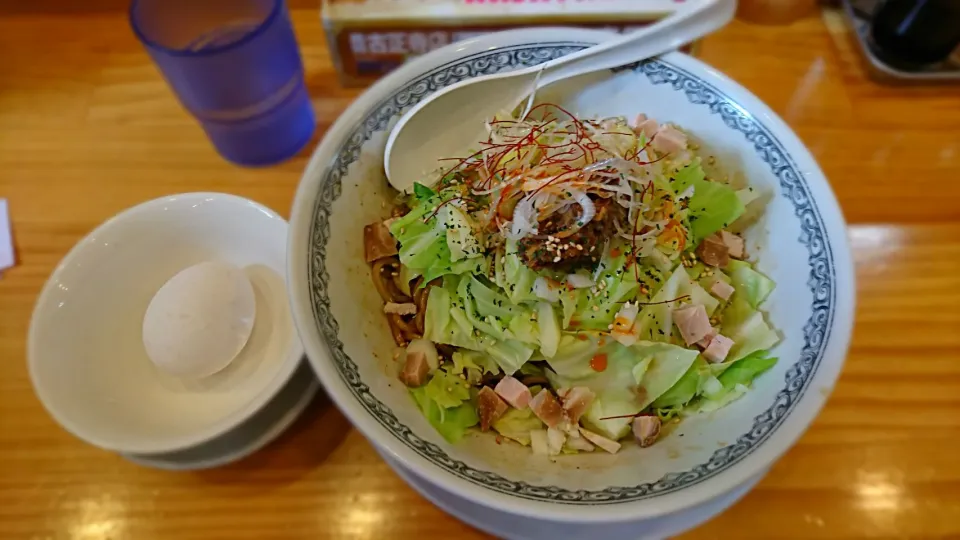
(322, 0, 703, 86)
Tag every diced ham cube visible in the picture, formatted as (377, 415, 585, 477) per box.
(383, 302, 417, 315)
(651, 125, 688, 155)
(635, 117, 660, 139)
(398, 351, 429, 387)
(696, 327, 719, 348)
(363, 221, 398, 262)
(633, 416, 661, 448)
(709, 279, 735, 301)
(529, 390, 565, 428)
(579, 427, 622, 454)
(673, 304, 713, 346)
(561, 386, 596, 424)
(702, 334, 735, 364)
(477, 386, 509, 431)
(696, 233, 730, 268)
(494, 376, 532, 409)
(720, 231, 745, 259)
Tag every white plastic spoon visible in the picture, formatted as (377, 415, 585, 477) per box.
(384, 0, 736, 193)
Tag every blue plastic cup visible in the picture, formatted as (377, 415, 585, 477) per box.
(130, 0, 315, 166)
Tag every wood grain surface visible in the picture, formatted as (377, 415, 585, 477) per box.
(2, 5, 959, 539)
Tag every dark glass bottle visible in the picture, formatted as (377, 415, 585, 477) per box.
(870, 0, 960, 68)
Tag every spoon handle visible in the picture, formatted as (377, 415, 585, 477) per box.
(534, 0, 736, 89)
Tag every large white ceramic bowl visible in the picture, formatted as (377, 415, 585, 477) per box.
(288, 28, 855, 522)
(29, 193, 303, 455)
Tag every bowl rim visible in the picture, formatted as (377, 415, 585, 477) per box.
(288, 27, 855, 522)
(28, 192, 305, 455)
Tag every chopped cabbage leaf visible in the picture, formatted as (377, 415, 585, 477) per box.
(423, 282, 484, 350)
(546, 338, 699, 439)
(634, 264, 718, 342)
(651, 357, 709, 409)
(543, 334, 601, 380)
(440, 203, 483, 263)
(736, 187, 760, 207)
(451, 350, 498, 384)
(718, 350, 778, 389)
(501, 239, 539, 304)
(458, 276, 511, 341)
(423, 368, 472, 409)
(672, 160, 745, 244)
(724, 260, 774, 309)
(467, 275, 521, 320)
(492, 407, 544, 446)
(718, 263, 779, 362)
(507, 311, 539, 346)
(537, 302, 561, 358)
(696, 383, 749, 413)
(565, 242, 644, 331)
(720, 293, 780, 362)
(692, 351, 777, 413)
(389, 193, 485, 283)
(484, 338, 535, 375)
(413, 182, 437, 201)
(410, 385, 478, 443)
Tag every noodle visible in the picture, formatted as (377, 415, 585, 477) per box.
(371, 258, 439, 346)
(386, 314, 407, 346)
(389, 313, 419, 341)
(412, 277, 440, 336)
(372, 256, 411, 304)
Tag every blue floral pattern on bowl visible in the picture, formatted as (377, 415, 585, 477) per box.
(307, 42, 836, 504)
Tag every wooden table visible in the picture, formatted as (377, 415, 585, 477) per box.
(2, 5, 959, 539)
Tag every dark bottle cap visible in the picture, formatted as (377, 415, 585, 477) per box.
(870, 0, 960, 69)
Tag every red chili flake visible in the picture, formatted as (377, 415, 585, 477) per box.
(590, 353, 608, 372)
(576, 333, 588, 342)
(568, 320, 581, 328)
(610, 247, 622, 257)
(496, 435, 503, 445)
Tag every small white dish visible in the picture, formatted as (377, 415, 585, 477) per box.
(29, 192, 303, 455)
(123, 361, 318, 471)
(380, 448, 766, 540)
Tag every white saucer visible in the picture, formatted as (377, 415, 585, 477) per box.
(380, 449, 766, 540)
(123, 360, 318, 471)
